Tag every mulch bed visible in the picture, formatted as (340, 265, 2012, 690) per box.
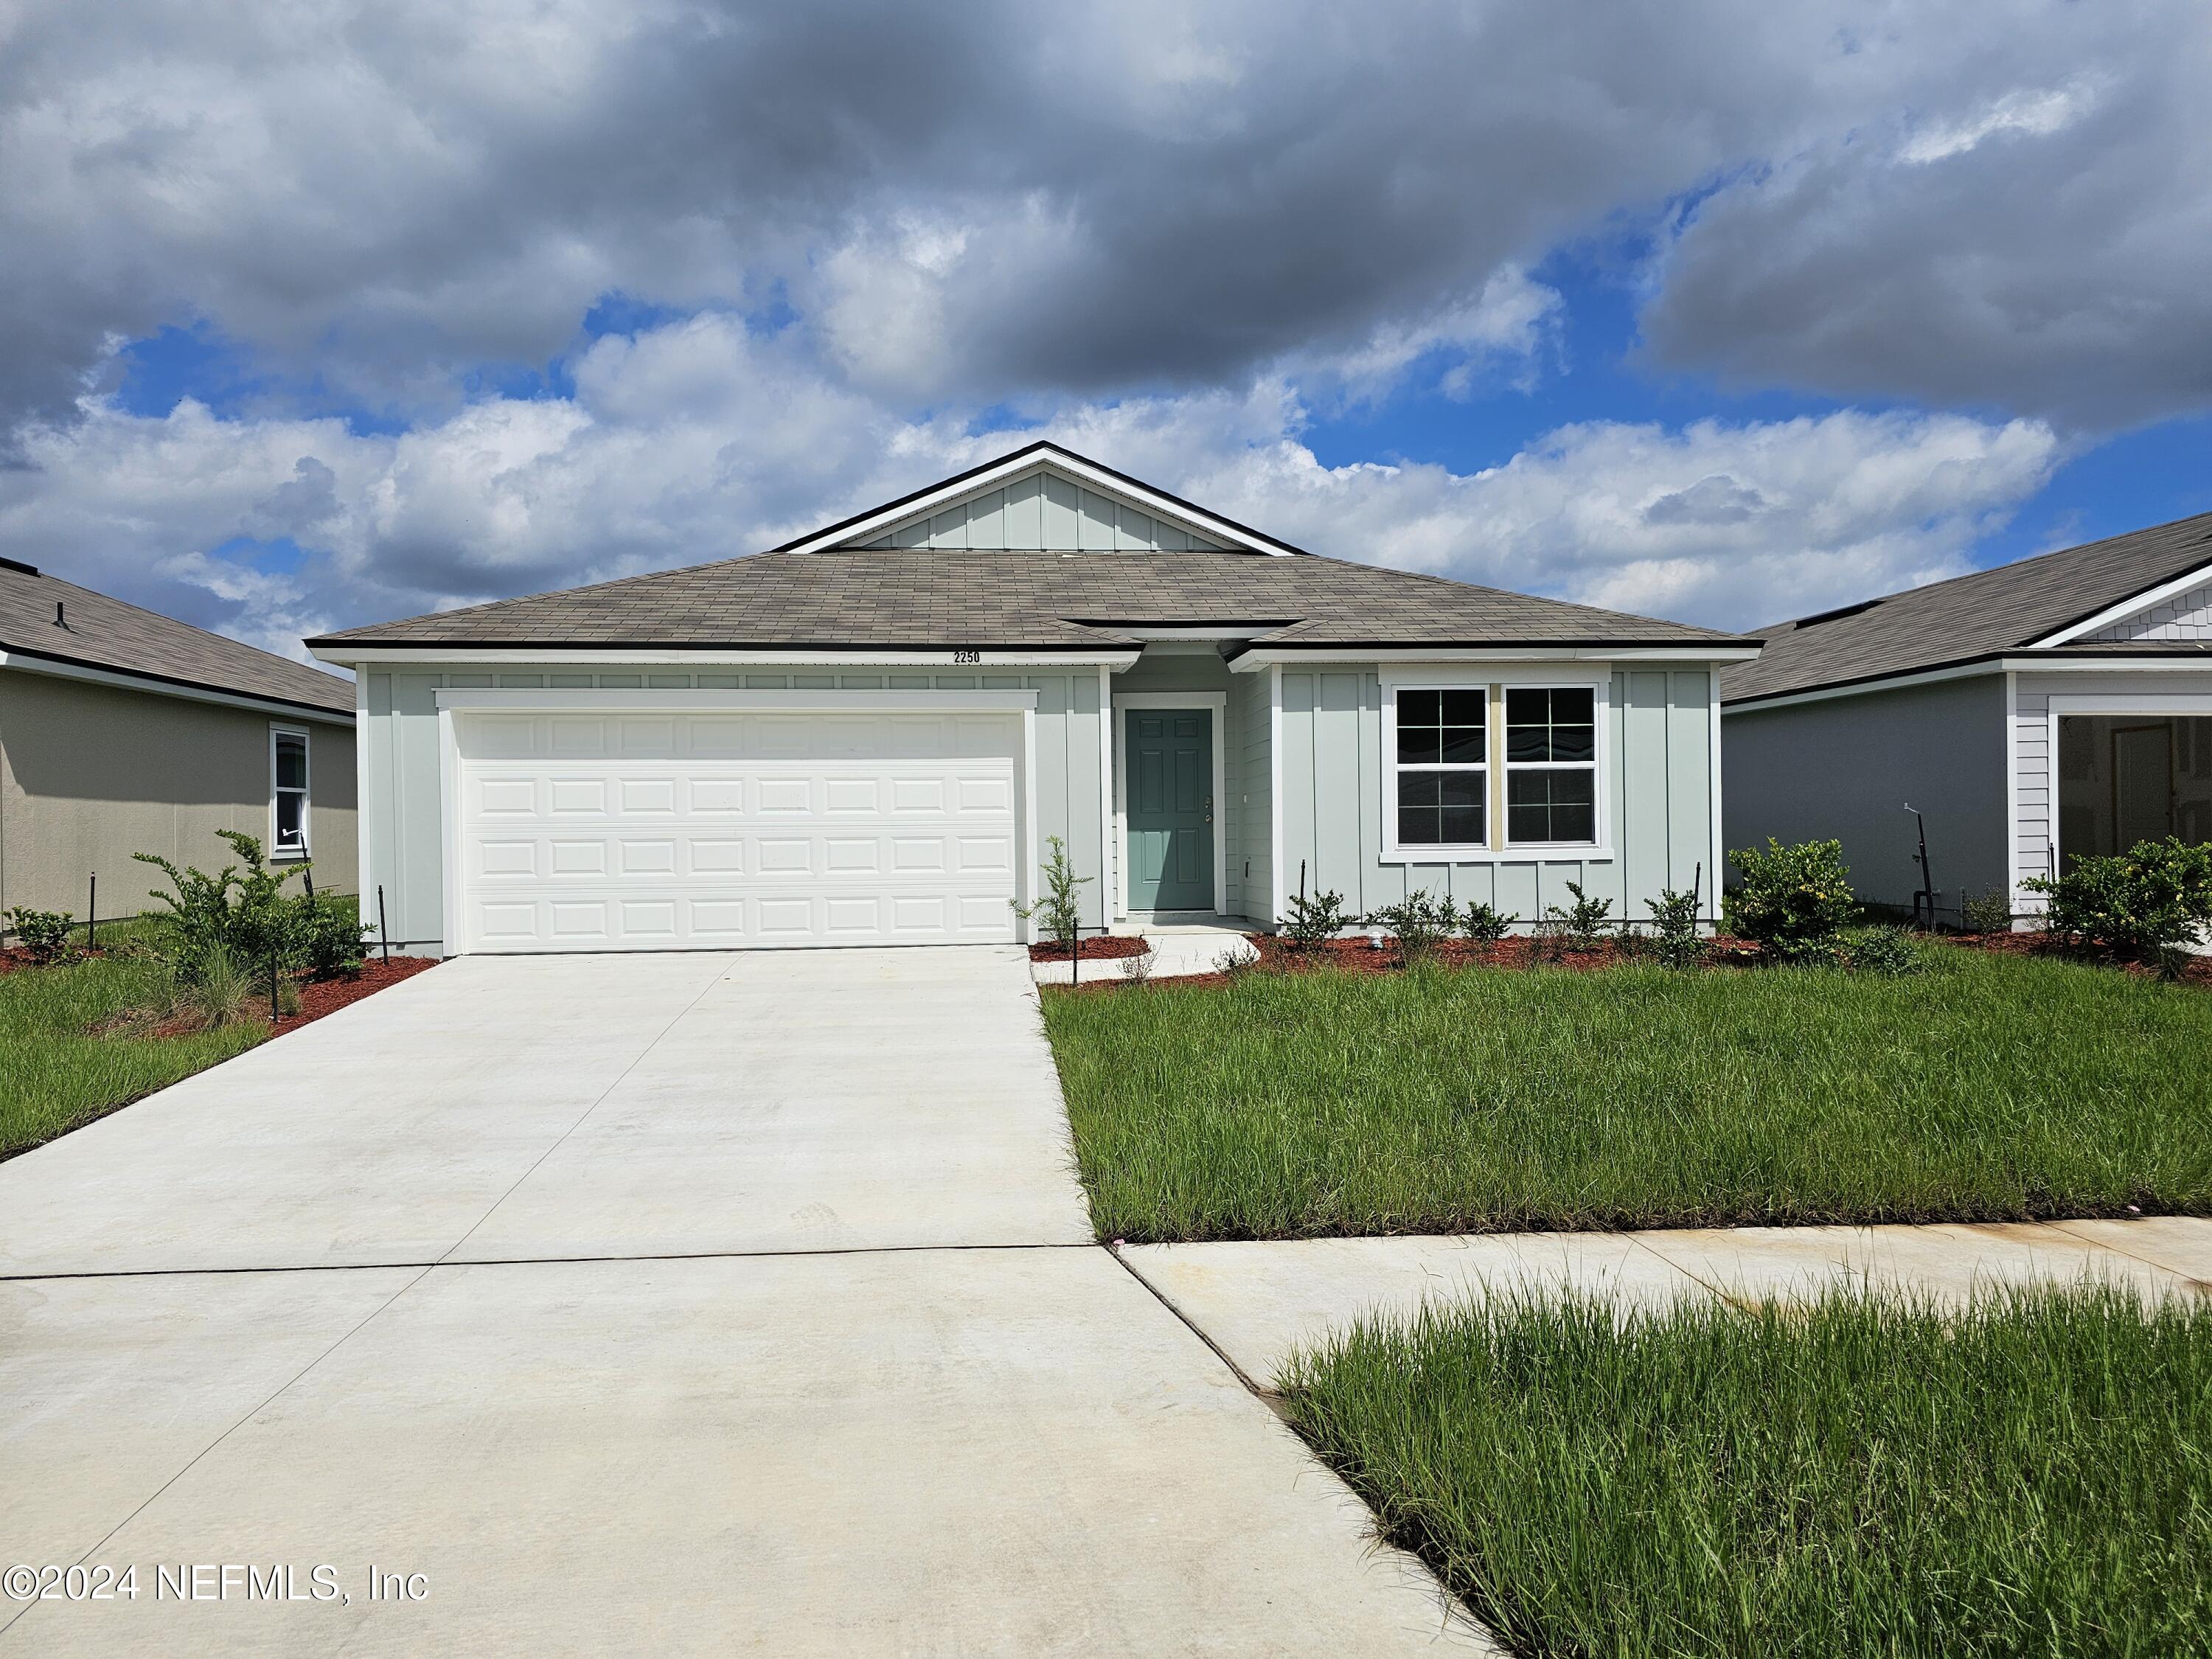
(1948, 928, 2212, 986)
(271, 955, 442, 1029)
(86, 954, 442, 1039)
(1047, 931, 1756, 994)
(0, 946, 108, 978)
(1030, 935, 1155, 962)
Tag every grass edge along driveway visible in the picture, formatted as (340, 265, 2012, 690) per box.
(1279, 1284, 2212, 1658)
(1042, 945, 2212, 1241)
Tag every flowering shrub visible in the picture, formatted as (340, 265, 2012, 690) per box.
(1723, 838, 1860, 962)
(2025, 838, 2212, 966)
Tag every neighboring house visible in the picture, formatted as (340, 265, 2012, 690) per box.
(307, 443, 1753, 956)
(0, 557, 357, 925)
(1722, 512, 2212, 924)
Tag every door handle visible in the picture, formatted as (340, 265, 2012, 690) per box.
(1204, 795, 1213, 824)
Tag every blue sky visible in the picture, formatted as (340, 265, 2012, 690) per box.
(1, 1, 2206, 661)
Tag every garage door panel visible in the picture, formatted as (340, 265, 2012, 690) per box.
(456, 710, 1023, 950)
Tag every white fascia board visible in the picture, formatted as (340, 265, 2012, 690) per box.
(0, 647, 355, 726)
(313, 647, 1141, 670)
(1725, 652, 2212, 714)
(1228, 645, 1760, 672)
(2031, 559, 2212, 647)
(779, 453, 1298, 557)
(434, 687, 1039, 714)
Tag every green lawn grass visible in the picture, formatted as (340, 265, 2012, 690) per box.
(1280, 1287, 2212, 1658)
(0, 938, 266, 1160)
(1042, 947, 2212, 1240)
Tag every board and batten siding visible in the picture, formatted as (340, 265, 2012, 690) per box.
(360, 664, 1107, 950)
(1109, 650, 1255, 919)
(2011, 666, 2212, 905)
(860, 470, 1223, 552)
(1274, 666, 1715, 923)
(1237, 666, 1273, 924)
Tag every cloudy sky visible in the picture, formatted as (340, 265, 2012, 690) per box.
(3, 0, 2208, 666)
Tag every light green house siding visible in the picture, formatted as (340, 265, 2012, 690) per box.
(359, 663, 1106, 947)
(358, 652, 1719, 949)
(1273, 666, 1717, 924)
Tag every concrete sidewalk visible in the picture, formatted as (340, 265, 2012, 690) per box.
(1121, 1217, 2212, 1387)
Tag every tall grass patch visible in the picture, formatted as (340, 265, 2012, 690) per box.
(1281, 1286, 2212, 1658)
(1, 950, 265, 1158)
(1042, 947, 2212, 1239)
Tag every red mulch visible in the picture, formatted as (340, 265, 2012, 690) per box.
(88, 954, 442, 1039)
(0, 946, 113, 978)
(1253, 933, 1696, 975)
(271, 955, 441, 1029)
(1029, 935, 1155, 962)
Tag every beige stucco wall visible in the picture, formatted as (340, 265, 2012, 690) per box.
(0, 667, 356, 923)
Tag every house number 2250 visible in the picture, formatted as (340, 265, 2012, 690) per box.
(949, 650, 981, 664)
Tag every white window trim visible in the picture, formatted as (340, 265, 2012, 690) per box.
(1111, 692, 1230, 919)
(1379, 666, 1614, 864)
(2042, 690, 2212, 888)
(270, 723, 310, 863)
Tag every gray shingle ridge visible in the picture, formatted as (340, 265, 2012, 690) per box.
(1, 563, 353, 714)
(1723, 508, 2212, 703)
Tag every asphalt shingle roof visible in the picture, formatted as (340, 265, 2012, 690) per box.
(0, 560, 355, 716)
(1724, 510, 2212, 703)
(310, 547, 1742, 653)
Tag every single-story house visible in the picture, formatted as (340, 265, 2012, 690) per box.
(1, 557, 357, 924)
(1722, 511, 2212, 924)
(307, 443, 1755, 956)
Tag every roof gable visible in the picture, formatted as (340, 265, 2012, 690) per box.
(1724, 509, 2212, 704)
(773, 442, 1296, 557)
(853, 462, 1228, 552)
(2040, 563, 2212, 647)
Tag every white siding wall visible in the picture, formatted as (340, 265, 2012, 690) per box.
(860, 470, 1224, 551)
(361, 664, 1107, 949)
(2011, 667, 2212, 908)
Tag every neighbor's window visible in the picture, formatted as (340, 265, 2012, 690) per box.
(1394, 687, 1486, 847)
(273, 728, 309, 858)
(1504, 687, 1597, 845)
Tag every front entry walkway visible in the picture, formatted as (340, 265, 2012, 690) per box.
(0, 950, 1478, 1655)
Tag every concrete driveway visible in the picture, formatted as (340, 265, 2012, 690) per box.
(0, 949, 1476, 1655)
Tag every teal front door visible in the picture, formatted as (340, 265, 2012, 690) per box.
(1126, 709, 1214, 911)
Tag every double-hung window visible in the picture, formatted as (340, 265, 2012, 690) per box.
(1504, 687, 1597, 845)
(1393, 687, 1486, 849)
(271, 726, 310, 859)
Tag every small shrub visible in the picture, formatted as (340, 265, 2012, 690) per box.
(1644, 886, 1703, 970)
(1279, 887, 1352, 955)
(1960, 886, 2013, 936)
(1725, 838, 1859, 961)
(1829, 924, 1924, 978)
(296, 894, 371, 978)
(1012, 835, 1093, 978)
(1118, 947, 1157, 986)
(1365, 889, 1455, 967)
(2024, 837, 2212, 962)
(5, 906, 74, 963)
(1214, 945, 1256, 979)
(136, 830, 310, 984)
(1459, 901, 1514, 947)
(1543, 881, 1614, 952)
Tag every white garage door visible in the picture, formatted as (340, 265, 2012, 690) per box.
(452, 709, 1022, 951)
